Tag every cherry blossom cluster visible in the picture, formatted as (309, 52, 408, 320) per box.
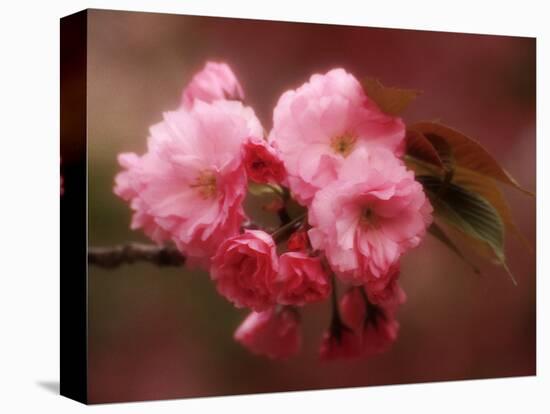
(115, 62, 433, 360)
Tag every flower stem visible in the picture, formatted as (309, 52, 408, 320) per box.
(359, 287, 384, 326)
(270, 212, 306, 243)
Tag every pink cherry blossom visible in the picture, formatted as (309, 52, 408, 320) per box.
(367, 275, 407, 310)
(234, 307, 301, 359)
(181, 61, 244, 109)
(339, 286, 402, 358)
(114, 100, 263, 265)
(269, 68, 405, 205)
(276, 252, 330, 306)
(362, 309, 400, 357)
(363, 263, 400, 298)
(210, 230, 279, 311)
(287, 230, 309, 252)
(308, 147, 432, 289)
(114, 152, 172, 244)
(242, 137, 287, 185)
(340, 287, 367, 333)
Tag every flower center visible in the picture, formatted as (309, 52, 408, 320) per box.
(251, 159, 266, 170)
(360, 206, 377, 228)
(331, 133, 356, 157)
(190, 170, 217, 199)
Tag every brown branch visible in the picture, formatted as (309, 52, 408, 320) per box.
(88, 216, 306, 269)
(88, 243, 185, 268)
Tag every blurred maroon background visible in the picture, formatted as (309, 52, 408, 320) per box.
(86, 9, 535, 403)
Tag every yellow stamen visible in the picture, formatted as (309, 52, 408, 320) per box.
(330, 133, 357, 157)
(190, 170, 217, 199)
(360, 206, 377, 227)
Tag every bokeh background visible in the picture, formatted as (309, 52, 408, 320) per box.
(86, 9, 536, 404)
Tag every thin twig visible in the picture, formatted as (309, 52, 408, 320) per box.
(270, 213, 306, 243)
(88, 216, 305, 269)
(88, 243, 185, 269)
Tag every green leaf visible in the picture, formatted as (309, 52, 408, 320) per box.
(418, 175, 516, 284)
(362, 77, 421, 116)
(452, 167, 532, 252)
(405, 121, 533, 254)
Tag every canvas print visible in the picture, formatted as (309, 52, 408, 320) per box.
(60, 8, 536, 404)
